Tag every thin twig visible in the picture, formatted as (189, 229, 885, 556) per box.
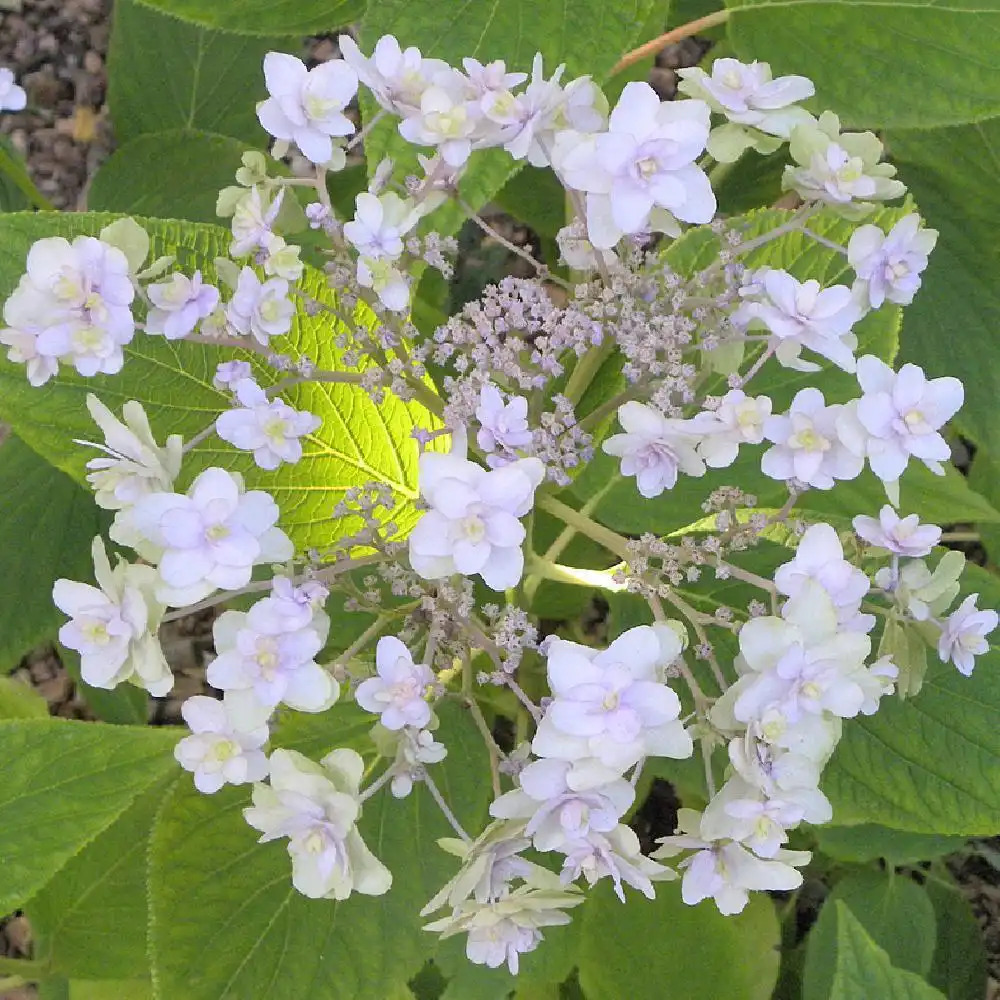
(611, 10, 731, 75)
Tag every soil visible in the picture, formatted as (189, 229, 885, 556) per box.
(0, 1, 997, 997)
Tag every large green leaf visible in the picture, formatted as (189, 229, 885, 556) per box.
(149, 704, 491, 1000)
(925, 877, 988, 1000)
(89, 131, 260, 224)
(823, 562, 1000, 835)
(0, 676, 48, 719)
(0, 212, 435, 550)
(108, 0, 282, 146)
(29, 778, 176, 980)
(130, 0, 363, 34)
(0, 719, 178, 915)
(808, 901, 946, 1000)
(359, 0, 657, 238)
(888, 119, 1000, 456)
(726, 0, 1000, 128)
(577, 883, 780, 1000)
(814, 823, 964, 867)
(0, 435, 109, 674)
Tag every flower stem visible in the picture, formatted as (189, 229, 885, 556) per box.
(536, 494, 630, 560)
(611, 10, 731, 75)
(423, 770, 472, 842)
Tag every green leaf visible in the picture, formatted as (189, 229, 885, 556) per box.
(823, 562, 1000, 835)
(69, 982, 152, 1000)
(0, 675, 48, 719)
(814, 824, 964, 867)
(577, 883, 780, 1000)
(108, 0, 283, 145)
(359, 0, 657, 238)
(0, 719, 178, 914)
(29, 778, 176, 979)
(925, 877, 988, 1000)
(149, 704, 492, 1000)
(89, 131, 261, 224)
(0, 211, 435, 551)
(131, 0, 363, 34)
(0, 435, 109, 675)
(888, 119, 1000, 456)
(726, 0, 1000, 128)
(0, 135, 34, 212)
(811, 901, 946, 1000)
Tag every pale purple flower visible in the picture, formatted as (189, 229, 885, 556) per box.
(305, 202, 331, 229)
(476, 383, 532, 461)
(603, 401, 705, 498)
(355, 636, 434, 730)
(848, 214, 937, 309)
(841, 355, 964, 482)
(557, 82, 714, 248)
(226, 267, 294, 345)
(733, 269, 862, 372)
(688, 389, 771, 469)
(343, 191, 420, 259)
(215, 378, 321, 470)
(213, 360, 253, 391)
(0, 68, 26, 112)
(127, 467, 294, 607)
(145, 270, 220, 340)
(390, 728, 447, 798)
(207, 602, 335, 722)
(257, 52, 357, 164)
(408, 439, 544, 591)
(853, 505, 941, 557)
(229, 187, 284, 257)
(462, 57, 526, 98)
(937, 594, 998, 676)
(559, 824, 669, 901)
(398, 79, 480, 167)
(174, 695, 269, 794)
(762, 388, 863, 489)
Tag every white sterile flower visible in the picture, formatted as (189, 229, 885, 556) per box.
(603, 400, 705, 498)
(490, 758, 635, 852)
(213, 359, 253, 391)
(339, 34, 450, 117)
(732, 269, 863, 373)
(80, 394, 182, 511)
(145, 270, 220, 340)
(700, 776, 804, 858)
(266, 575, 330, 631)
(476, 383, 532, 463)
(688, 390, 772, 468)
(343, 191, 421, 260)
(125, 467, 294, 606)
(262, 238, 304, 282)
(560, 823, 673, 900)
(653, 809, 810, 915)
(783, 111, 905, 213)
(53, 537, 172, 695)
(556, 82, 714, 248)
(216, 378, 320, 470)
(174, 695, 269, 794)
(484, 55, 605, 166)
(424, 871, 583, 975)
(257, 52, 357, 165)
(555, 221, 604, 271)
(857, 654, 899, 714)
(356, 256, 410, 312)
(408, 439, 544, 591)
(422, 821, 535, 912)
(244, 748, 392, 900)
(853, 505, 941, 557)
(848, 214, 938, 309)
(725, 583, 873, 726)
(876, 551, 964, 622)
(937, 594, 998, 677)
(390, 728, 447, 798)
(228, 186, 284, 258)
(761, 388, 863, 489)
(677, 59, 814, 162)
(462, 57, 527, 99)
(840, 355, 963, 482)
(0, 68, 27, 112)
(398, 79, 480, 167)
(532, 627, 692, 784)
(207, 598, 336, 725)
(226, 267, 294, 345)
(774, 523, 873, 632)
(355, 635, 435, 730)
(1, 235, 135, 385)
